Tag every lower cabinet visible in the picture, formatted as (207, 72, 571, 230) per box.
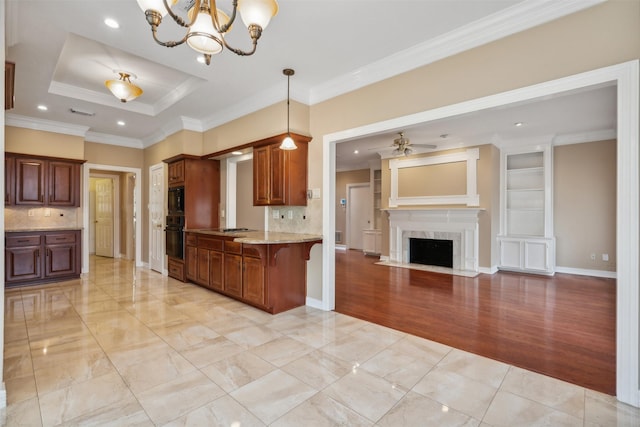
(362, 229, 382, 255)
(498, 236, 555, 275)
(185, 232, 321, 314)
(5, 230, 81, 287)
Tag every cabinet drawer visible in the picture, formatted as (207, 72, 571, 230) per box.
(6, 235, 41, 247)
(225, 241, 242, 255)
(168, 258, 185, 281)
(45, 233, 76, 244)
(199, 236, 223, 251)
(185, 234, 198, 246)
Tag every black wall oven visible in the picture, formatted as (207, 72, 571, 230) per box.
(167, 186, 185, 215)
(165, 215, 184, 259)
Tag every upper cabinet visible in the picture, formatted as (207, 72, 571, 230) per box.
(167, 159, 186, 187)
(6, 153, 84, 207)
(252, 133, 311, 206)
(498, 143, 555, 275)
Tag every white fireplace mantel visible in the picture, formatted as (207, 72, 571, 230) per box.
(384, 208, 484, 272)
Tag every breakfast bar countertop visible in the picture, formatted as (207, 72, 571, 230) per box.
(185, 229, 323, 245)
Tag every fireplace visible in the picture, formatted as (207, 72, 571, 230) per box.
(386, 208, 483, 273)
(410, 238, 453, 268)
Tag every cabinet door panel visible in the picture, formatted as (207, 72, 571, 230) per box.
(210, 251, 224, 291)
(253, 146, 270, 205)
(45, 244, 76, 277)
(243, 256, 265, 306)
(224, 254, 242, 297)
(268, 147, 285, 205)
(5, 156, 14, 205)
(524, 241, 548, 271)
(196, 249, 210, 286)
(15, 158, 45, 205)
(168, 160, 185, 186)
(48, 161, 77, 206)
(185, 246, 198, 282)
(499, 240, 522, 269)
(6, 247, 41, 282)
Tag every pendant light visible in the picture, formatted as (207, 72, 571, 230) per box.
(105, 72, 143, 103)
(279, 68, 297, 150)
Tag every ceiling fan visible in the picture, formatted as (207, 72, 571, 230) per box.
(390, 132, 436, 156)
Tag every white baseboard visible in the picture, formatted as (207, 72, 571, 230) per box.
(0, 382, 6, 409)
(479, 265, 499, 275)
(335, 245, 347, 251)
(379, 255, 390, 262)
(306, 296, 326, 310)
(555, 266, 617, 279)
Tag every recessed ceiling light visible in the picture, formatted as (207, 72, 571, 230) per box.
(104, 18, 119, 29)
(196, 55, 206, 64)
(117, 120, 125, 126)
(514, 122, 523, 127)
(37, 105, 48, 111)
(231, 151, 243, 155)
(354, 150, 359, 154)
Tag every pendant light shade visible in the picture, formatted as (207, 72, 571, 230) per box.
(279, 68, 297, 150)
(105, 72, 143, 103)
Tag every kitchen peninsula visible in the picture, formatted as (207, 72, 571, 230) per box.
(185, 229, 322, 314)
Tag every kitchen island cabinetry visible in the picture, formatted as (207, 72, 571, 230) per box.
(185, 230, 322, 314)
(5, 229, 81, 287)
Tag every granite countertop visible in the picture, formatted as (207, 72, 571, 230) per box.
(186, 229, 323, 244)
(5, 227, 83, 232)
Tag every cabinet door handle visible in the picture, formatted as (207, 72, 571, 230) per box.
(17, 239, 30, 243)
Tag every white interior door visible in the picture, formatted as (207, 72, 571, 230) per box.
(95, 178, 114, 258)
(149, 164, 165, 272)
(347, 183, 370, 250)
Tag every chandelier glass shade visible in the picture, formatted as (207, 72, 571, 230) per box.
(105, 72, 143, 103)
(279, 68, 297, 150)
(136, 0, 278, 65)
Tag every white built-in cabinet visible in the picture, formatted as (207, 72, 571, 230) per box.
(362, 167, 382, 255)
(498, 144, 555, 275)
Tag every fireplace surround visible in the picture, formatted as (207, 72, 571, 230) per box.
(386, 208, 483, 273)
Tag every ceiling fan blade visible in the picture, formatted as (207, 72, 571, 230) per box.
(411, 143, 437, 149)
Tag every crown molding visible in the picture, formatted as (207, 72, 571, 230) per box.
(308, 0, 606, 105)
(553, 128, 616, 146)
(5, 113, 90, 137)
(84, 131, 144, 149)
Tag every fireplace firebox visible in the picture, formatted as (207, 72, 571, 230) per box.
(409, 238, 453, 268)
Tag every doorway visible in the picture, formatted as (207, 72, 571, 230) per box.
(346, 183, 370, 250)
(82, 164, 142, 273)
(321, 61, 639, 405)
(89, 175, 119, 258)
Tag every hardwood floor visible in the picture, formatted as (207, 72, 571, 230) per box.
(334, 249, 616, 395)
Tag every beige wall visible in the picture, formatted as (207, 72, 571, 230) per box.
(335, 169, 370, 244)
(236, 159, 263, 230)
(554, 140, 616, 271)
(5, 126, 84, 159)
(85, 142, 143, 169)
(397, 162, 467, 197)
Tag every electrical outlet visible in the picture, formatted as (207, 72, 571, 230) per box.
(28, 209, 35, 217)
(44, 208, 51, 217)
(287, 210, 293, 219)
(272, 209, 280, 219)
(602, 253, 609, 261)
(590, 253, 596, 260)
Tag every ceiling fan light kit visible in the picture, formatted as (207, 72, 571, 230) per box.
(136, 0, 278, 65)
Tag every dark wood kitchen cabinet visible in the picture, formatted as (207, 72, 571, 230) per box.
(5, 153, 84, 207)
(184, 230, 321, 314)
(252, 133, 311, 206)
(5, 155, 14, 205)
(5, 230, 81, 287)
(163, 154, 221, 282)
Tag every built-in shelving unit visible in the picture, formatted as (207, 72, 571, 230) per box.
(363, 166, 382, 256)
(498, 144, 555, 275)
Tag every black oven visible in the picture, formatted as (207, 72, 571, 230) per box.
(165, 215, 184, 259)
(168, 186, 185, 215)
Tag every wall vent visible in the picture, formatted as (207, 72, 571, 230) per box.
(335, 230, 343, 243)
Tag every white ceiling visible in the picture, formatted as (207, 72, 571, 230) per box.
(5, 0, 612, 167)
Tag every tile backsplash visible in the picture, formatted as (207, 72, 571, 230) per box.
(5, 206, 80, 230)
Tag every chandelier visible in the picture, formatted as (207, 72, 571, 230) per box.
(136, 0, 278, 65)
(105, 72, 143, 103)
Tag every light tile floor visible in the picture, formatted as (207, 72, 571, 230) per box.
(3, 257, 640, 426)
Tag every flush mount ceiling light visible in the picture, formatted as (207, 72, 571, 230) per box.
(136, 0, 278, 66)
(279, 68, 297, 150)
(105, 72, 143, 103)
